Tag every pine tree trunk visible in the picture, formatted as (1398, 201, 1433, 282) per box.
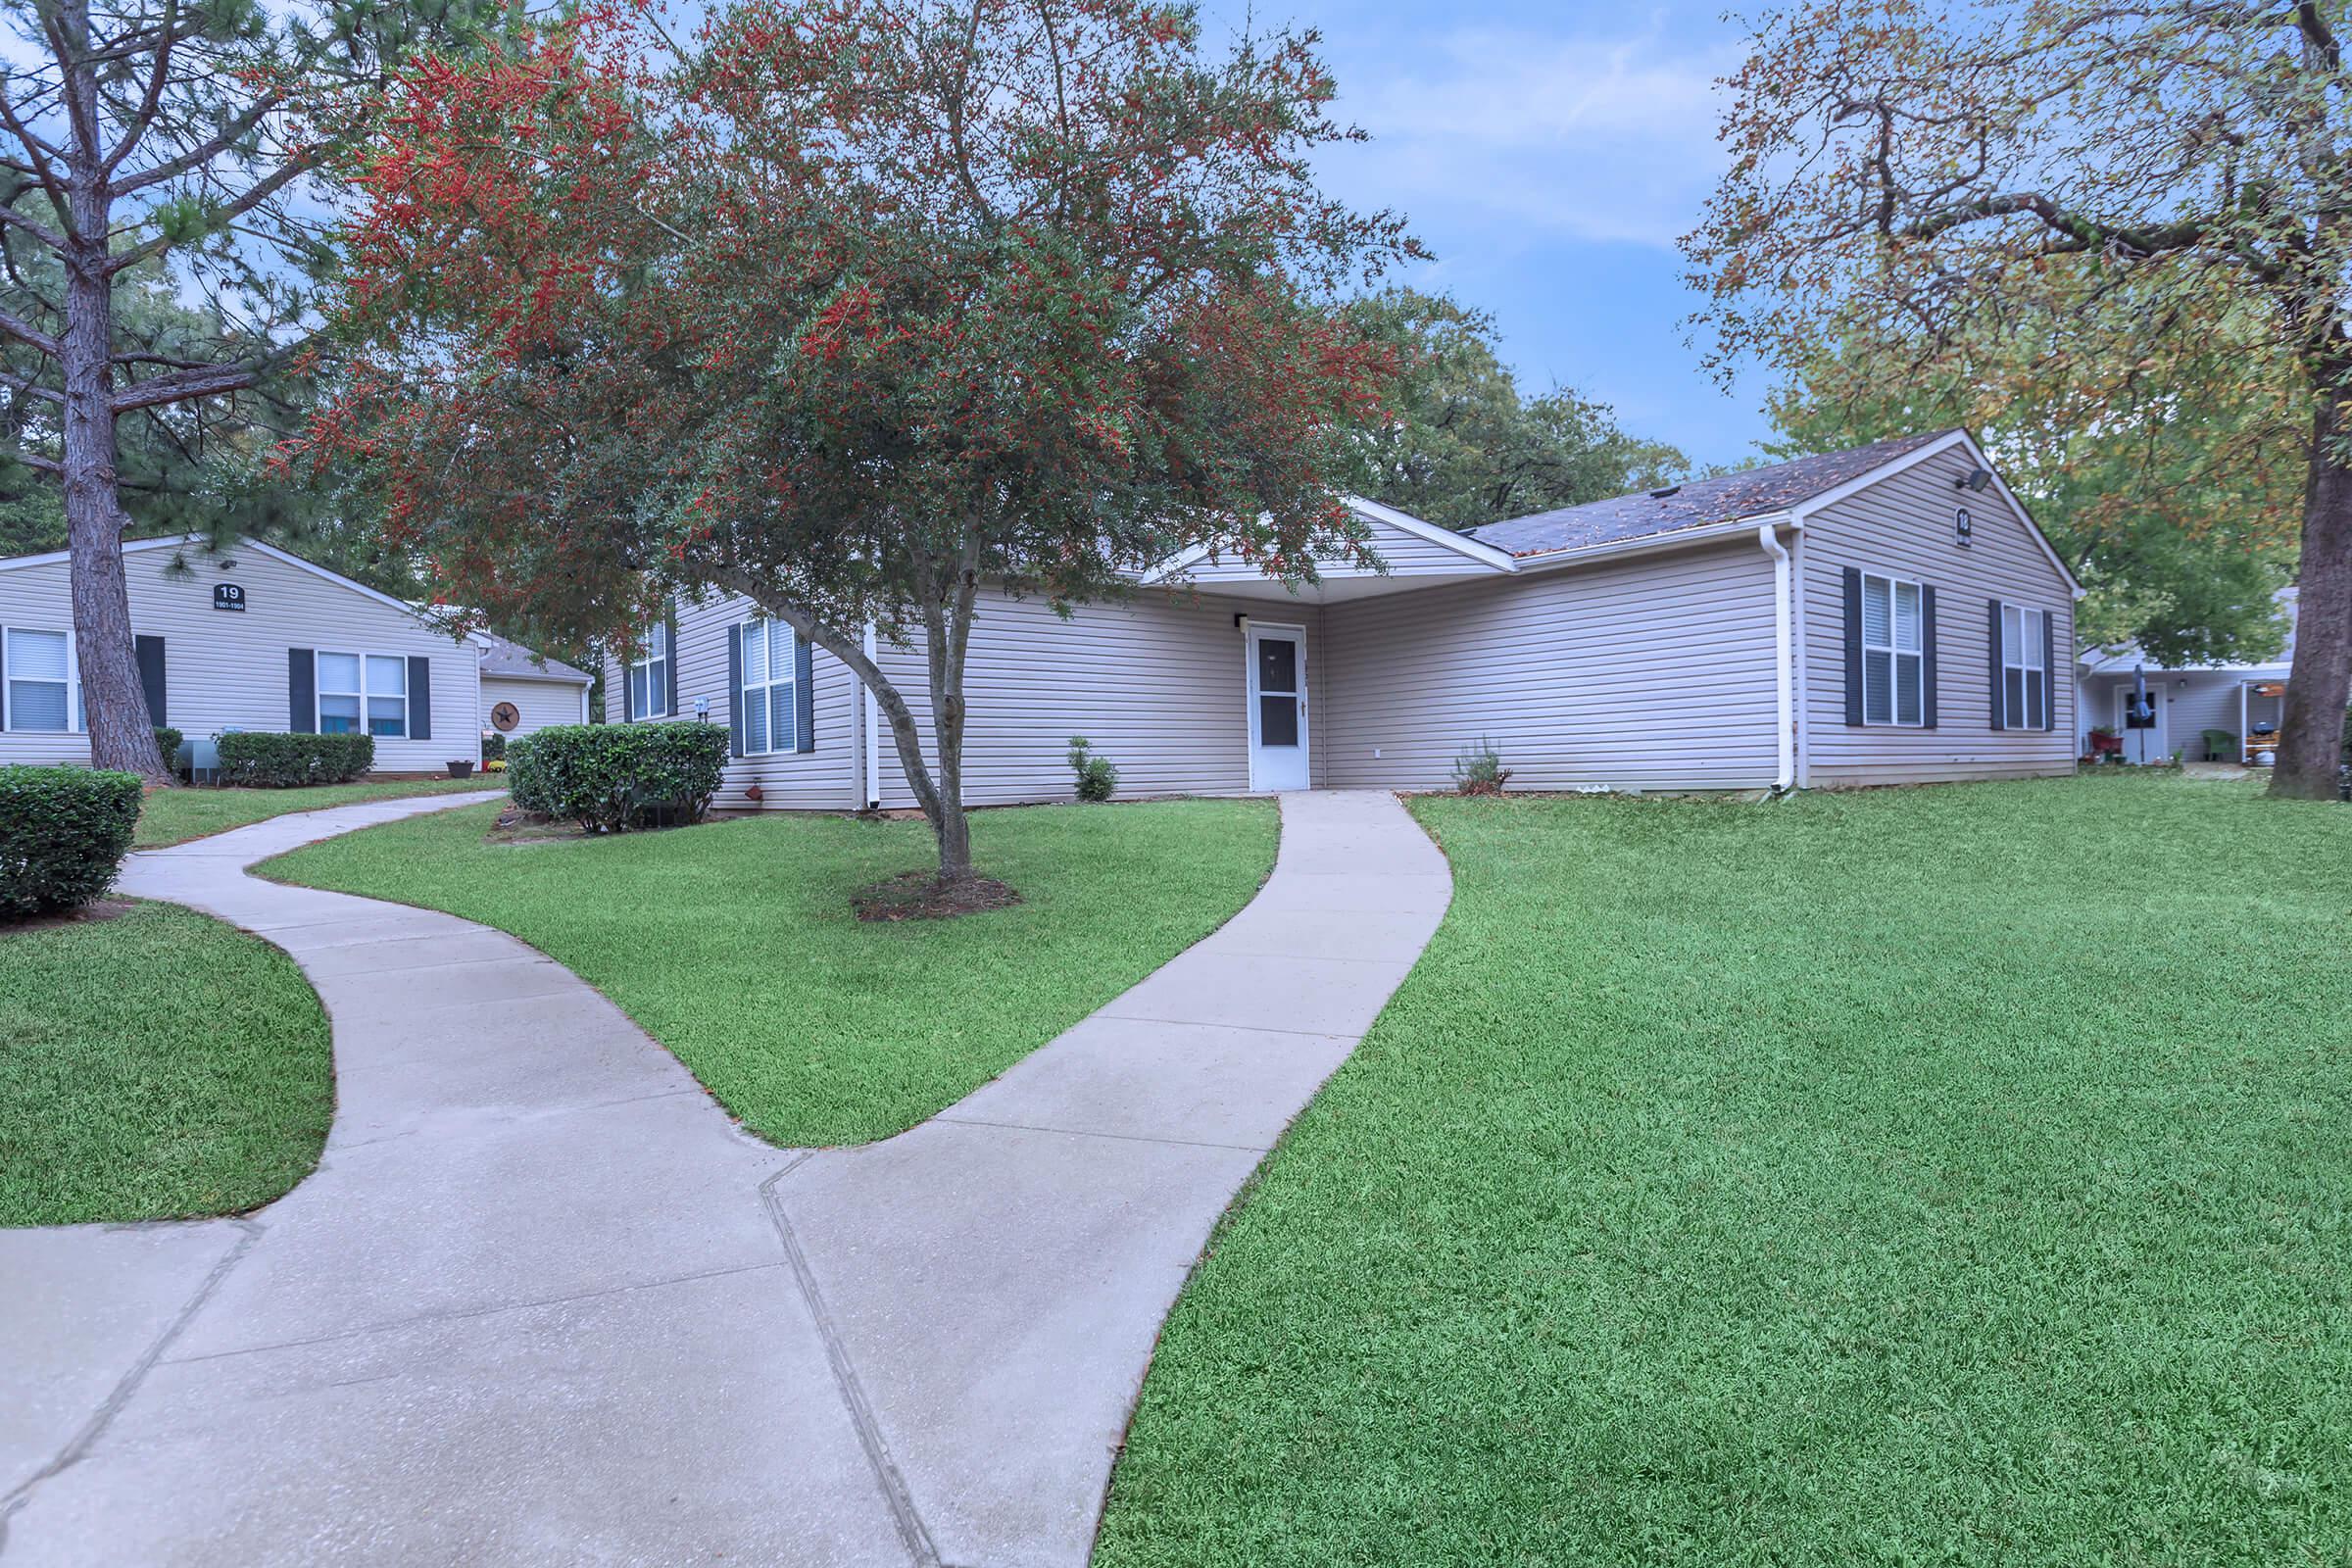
(58, 6, 165, 784)
(2272, 382, 2352, 800)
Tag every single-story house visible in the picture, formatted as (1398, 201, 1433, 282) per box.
(2077, 590, 2299, 766)
(0, 534, 579, 771)
(605, 428, 2084, 807)
(474, 630, 594, 740)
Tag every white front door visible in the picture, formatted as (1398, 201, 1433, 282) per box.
(1247, 623, 1310, 792)
(2113, 682, 2169, 765)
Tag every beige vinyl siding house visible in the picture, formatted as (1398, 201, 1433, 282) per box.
(1317, 540, 1782, 792)
(1796, 439, 2078, 786)
(604, 428, 2081, 809)
(2076, 589, 2299, 767)
(475, 631, 594, 742)
(0, 536, 480, 773)
(481, 673, 589, 736)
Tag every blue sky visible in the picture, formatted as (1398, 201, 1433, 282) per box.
(1197, 0, 1774, 469)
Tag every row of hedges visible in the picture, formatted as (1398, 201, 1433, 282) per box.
(0, 766, 142, 915)
(507, 722, 726, 832)
(216, 733, 374, 788)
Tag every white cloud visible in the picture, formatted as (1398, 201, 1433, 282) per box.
(1324, 19, 1744, 250)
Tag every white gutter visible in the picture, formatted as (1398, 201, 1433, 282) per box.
(1510, 514, 1786, 575)
(1757, 521, 1796, 791)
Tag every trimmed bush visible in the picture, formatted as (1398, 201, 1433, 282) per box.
(215, 732, 374, 788)
(480, 730, 506, 763)
(153, 727, 183, 771)
(507, 721, 727, 832)
(0, 765, 143, 915)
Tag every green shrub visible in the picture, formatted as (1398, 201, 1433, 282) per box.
(1450, 736, 1510, 796)
(0, 765, 143, 915)
(215, 732, 375, 788)
(480, 730, 506, 763)
(153, 726, 183, 771)
(506, 721, 727, 832)
(1067, 736, 1118, 803)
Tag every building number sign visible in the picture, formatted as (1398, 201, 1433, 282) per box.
(213, 582, 246, 612)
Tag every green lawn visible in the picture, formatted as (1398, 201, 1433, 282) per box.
(135, 775, 495, 849)
(0, 903, 331, 1226)
(1098, 772, 2352, 1566)
(267, 798, 1276, 1146)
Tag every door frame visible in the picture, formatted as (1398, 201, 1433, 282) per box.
(2111, 680, 2169, 765)
(1244, 619, 1310, 792)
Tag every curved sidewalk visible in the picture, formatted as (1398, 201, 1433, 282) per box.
(0, 788, 1448, 1567)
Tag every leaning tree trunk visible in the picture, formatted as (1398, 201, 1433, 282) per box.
(61, 173, 167, 783)
(918, 546, 980, 882)
(2272, 383, 2352, 800)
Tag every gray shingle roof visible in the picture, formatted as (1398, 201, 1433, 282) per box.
(1467, 429, 1958, 560)
(477, 631, 592, 684)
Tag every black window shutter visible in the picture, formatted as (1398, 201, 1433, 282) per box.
(621, 648, 635, 722)
(727, 623, 745, 757)
(2040, 611, 2056, 730)
(1986, 600, 2005, 730)
(795, 632, 815, 753)
(408, 656, 432, 741)
(288, 648, 316, 732)
(1920, 587, 1937, 729)
(666, 605, 681, 716)
(1841, 567, 1864, 727)
(134, 635, 166, 726)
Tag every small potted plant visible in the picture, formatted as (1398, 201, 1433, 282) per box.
(446, 759, 476, 779)
(2087, 726, 2122, 760)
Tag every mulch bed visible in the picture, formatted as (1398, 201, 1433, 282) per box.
(2, 898, 137, 937)
(851, 870, 1023, 922)
(483, 807, 588, 846)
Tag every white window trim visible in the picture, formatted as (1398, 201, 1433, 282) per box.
(628, 625, 669, 722)
(741, 617, 800, 756)
(317, 649, 409, 739)
(2, 623, 81, 735)
(1859, 571, 1927, 728)
(1999, 602, 2050, 730)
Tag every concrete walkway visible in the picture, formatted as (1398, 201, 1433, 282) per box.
(0, 789, 1447, 1567)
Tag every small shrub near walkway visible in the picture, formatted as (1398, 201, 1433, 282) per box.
(0, 766, 142, 915)
(0, 903, 330, 1225)
(216, 731, 374, 787)
(1099, 772, 2352, 1567)
(506, 721, 728, 831)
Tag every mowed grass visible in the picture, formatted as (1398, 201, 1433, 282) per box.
(268, 798, 1276, 1146)
(0, 903, 331, 1225)
(136, 775, 494, 848)
(1099, 772, 2352, 1566)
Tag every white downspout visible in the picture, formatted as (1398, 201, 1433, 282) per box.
(862, 621, 882, 809)
(1757, 522, 1795, 792)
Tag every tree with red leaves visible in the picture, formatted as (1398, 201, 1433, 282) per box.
(302, 0, 1415, 880)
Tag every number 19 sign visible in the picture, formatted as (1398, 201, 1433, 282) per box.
(214, 582, 246, 612)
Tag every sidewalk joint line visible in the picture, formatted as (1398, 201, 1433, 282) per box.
(762, 1157, 942, 1568)
(0, 1218, 262, 1535)
(161, 1259, 789, 1368)
(931, 1115, 1270, 1154)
